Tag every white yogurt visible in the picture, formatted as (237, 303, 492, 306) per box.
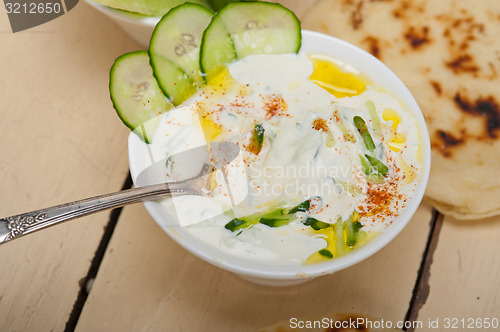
(143, 53, 422, 265)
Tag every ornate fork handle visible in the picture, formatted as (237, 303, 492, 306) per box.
(0, 181, 201, 245)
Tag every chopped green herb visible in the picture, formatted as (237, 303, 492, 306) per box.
(303, 217, 330, 231)
(365, 154, 389, 176)
(225, 198, 319, 233)
(248, 123, 265, 155)
(360, 154, 388, 180)
(287, 199, 310, 214)
(345, 219, 357, 246)
(319, 249, 333, 259)
(259, 215, 295, 228)
(224, 218, 246, 232)
(353, 116, 375, 152)
(345, 213, 364, 247)
(359, 154, 372, 175)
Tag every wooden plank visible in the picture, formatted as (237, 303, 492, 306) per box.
(75, 202, 433, 331)
(0, 3, 135, 331)
(415, 215, 500, 330)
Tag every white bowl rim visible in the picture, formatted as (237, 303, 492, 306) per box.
(128, 29, 432, 281)
(83, 0, 161, 26)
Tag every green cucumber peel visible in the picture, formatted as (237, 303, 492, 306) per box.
(353, 221, 363, 232)
(248, 123, 265, 155)
(109, 51, 173, 143)
(259, 215, 295, 228)
(286, 199, 310, 214)
(365, 154, 389, 176)
(200, 1, 301, 77)
(318, 249, 333, 259)
(359, 154, 372, 176)
(224, 218, 247, 232)
(359, 154, 389, 180)
(303, 217, 329, 231)
(199, 10, 237, 78)
(353, 116, 375, 152)
(344, 212, 363, 247)
(149, 3, 214, 105)
(207, 0, 251, 12)
(224, 198, 314, 232)
(345, 219, 357, 246)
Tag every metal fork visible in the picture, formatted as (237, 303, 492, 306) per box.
(0, 141, 240, 245)
(0, 167, 213, 245)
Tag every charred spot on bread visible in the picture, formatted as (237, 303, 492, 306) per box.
(445, 54, 480, 75)
(439, 11, 486, 76)
(432, 94, 500, 157)
(434, 130, 464, 157)
(350, 0, 364, 30)
(362, 36, 381, 59)
(429, 80, 442, 95)
(453, 93, 500, 139)
(404, 26, 432, 49)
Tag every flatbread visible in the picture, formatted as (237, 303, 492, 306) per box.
(301, 0, 500, 219)
(258, 313, 402, 332)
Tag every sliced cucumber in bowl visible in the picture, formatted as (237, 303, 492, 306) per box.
(110, 1, 302, 141)
(200, 15, 237, 78)
(200, 1, 301, 78)
(149, 3, 214, 105)
(109, 51, 173, 143)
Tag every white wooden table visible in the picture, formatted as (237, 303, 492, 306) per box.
(0, 1, 498, 331)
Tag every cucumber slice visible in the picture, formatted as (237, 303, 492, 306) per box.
(199, 15, 237, 78)
(207, 0, 237, 12)
(200, 2, 301, 77)
(149, 3, 214, 105)
(109, 51, 173, 143)
(89, 0, 211, 17)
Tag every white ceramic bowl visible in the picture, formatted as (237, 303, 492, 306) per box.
(128, 30, 431, 286)
(84, 0, 159, 47)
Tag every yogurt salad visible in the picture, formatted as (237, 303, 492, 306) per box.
(111, 2, 427, 270)
(143, 52, 424, 266)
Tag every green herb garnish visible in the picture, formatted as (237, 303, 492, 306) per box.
(224, 218, 247, 232)
(319, 249, 333, 259)
(259, 215, 295, 228)
(365, 154, 389, 176)
(248, 123, 265, 155)
(353, 116, 375, 152)
(224, 199, 312, 232)
(345, 213, 364, 247)
(303, 217, 330, 231)
(286, 199, 310, 214)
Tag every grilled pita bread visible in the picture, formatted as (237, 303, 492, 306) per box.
(301, 0, 500, 219)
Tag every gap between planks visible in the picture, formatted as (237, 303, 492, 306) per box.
(62, 177, 443, 332)
(64, 174, 133, 332)
(404, 209, 444, 331)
